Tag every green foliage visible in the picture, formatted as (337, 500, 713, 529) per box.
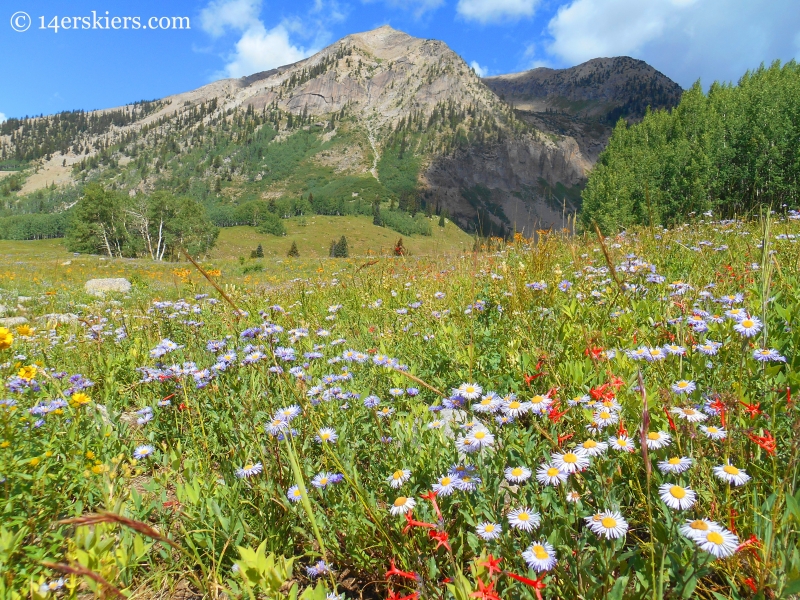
(0, 213, 69, 240)
(66, 183, 218, 259)
(380, 210, 432, 236)
(287, 241, 299, 257)
(256, 211, 286, 236)
(329, 235, 348, 257)
(583, 60, 800, 232)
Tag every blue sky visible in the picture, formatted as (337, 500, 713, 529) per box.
(2, 0, 799, 121)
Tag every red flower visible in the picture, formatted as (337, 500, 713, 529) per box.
(548, 403, 568, 424)
(470, 578, 501, 600)
(585, 346, 604, 360)
(609, 375, 625, 390)
(178, 402, 188, 411)
(743, 578, 757, 593)
(403, 512, 436, 534)
(386, 559, 417, 581)
(663, 406, 676, 431)
(504, 571, 547, 600)
(557, 432, 574, 446)
(478, 554, 503, 576)
(736, 534, 762, 556)
(429, 530, 451, 551)
(746, 430, 776, 455)
(420, 490, 442, 521)
(740, 401, 763, 419)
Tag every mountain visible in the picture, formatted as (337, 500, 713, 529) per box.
(0, 28, 683, 237)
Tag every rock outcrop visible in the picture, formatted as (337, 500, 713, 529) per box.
(85, 278, 132, 296)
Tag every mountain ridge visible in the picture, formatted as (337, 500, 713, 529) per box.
(0, 26, 684, 237)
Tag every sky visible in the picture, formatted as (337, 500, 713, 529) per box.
(1, 0, 799, 122)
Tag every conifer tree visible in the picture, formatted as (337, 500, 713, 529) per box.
(255, 243, 264, 258)
(287, 241, 299, 257)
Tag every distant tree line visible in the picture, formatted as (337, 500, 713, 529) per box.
(582, 60, 800, 232)
(66, 183, 218, 259)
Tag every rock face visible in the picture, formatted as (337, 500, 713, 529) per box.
(0, 317, 28, 327)
(483, 56, 683, 122)
(85, 278, 132, 296)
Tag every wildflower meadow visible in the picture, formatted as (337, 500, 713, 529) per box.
(2, 212, 800, 599)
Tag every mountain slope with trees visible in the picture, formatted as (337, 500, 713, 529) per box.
(581, 60, 800, 232)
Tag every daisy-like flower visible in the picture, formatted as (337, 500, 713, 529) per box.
(700, 425, 727, 440)
(695, 527, 739, 558)
(645, 431, 671, 450)
(658, 456, 693, 474)
(476, 522, 502, 540)
(752, 348, 787, 362)
(469, 426, 495, 449)
(387, 469, 411, 488)
(579, 439, 608, 456)
(671, 380, 696, 395)
(664, 344, 686, 356)
(522, 541, 557, 572)
(276, 405, 301, 421)
(528, 394, 553, 413)
(266, 418, 289, 436)
(501, 399, 531, 418)
(566, 490, 581, 503)
(552, 449, 590, 474)
(593, 409, 619, 428)
(456, 383, 483, 400)
(609, 435, 635, 452)
(680, 518, 722, 541)
(133, 445, 155, 460)
(536, 463, 568, 486)
(568, 394, 592, 407)
(659, 483, 697, 510)
(734, 316, 762, 337)
(456, 475, 481, 492)
(507, 507, 541, 532)
(646, 347, 667, 361)
(428, 419, 445, 429)
(671, 407, 708, 422)
(585, 510, 628, 539)
(287, 485, 303, 502)
(389, 496, 416, 515)
(504, 465, 532, 483)
(696, 341, 722, 356)
(456, 434, 479, 454)
(376, 407, 395, 418)
(713, 463, 751, 486)
(474, 393, 501, 413)
(433, 474, 458, 496)
(236, 462, 263, 478)
(316, 427, 338, 443)
(312, 472, 335, 488)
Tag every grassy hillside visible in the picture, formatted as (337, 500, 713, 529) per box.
(0, 215, 473, 297)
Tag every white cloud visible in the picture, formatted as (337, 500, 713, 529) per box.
(470, 61, 489, 77)
(222, 23, 314, 77)
(0, 112, 6, 123)
(200, 0, 262, 37)
(457, 0, 540, 24)
(546, 0, 800, 87)
(200, 0, 320, 79)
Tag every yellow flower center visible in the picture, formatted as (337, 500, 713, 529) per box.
(465, 386, 475, 394)
(393, 470, 404, 480)
(531, 395, 545, 404)
(508, 401, 521, 409)
(244, 464, 253, 470)
(518, 512, 530, 521)
(546, 467, 559, 477)
(599, 411, 611, 419)
(690, 520, 709, 531)
(601, 517, 617, 529)
(741, 320, 754, 328)
(462, 477, 471, 483)
(320, 433, 330, 440)
(484, 524, 495, 532)
(707, 427, 718, 433)
(648, 432, 660, 440)
(684, 409, 696, 415)
(677, 382, 688, 388)
(563, 453, 578, 464)
(511, 468, 523, 477)
(618, 439, 628, 446)
(723, 465, 739, 475)
(668, 457, 681, 465)
(393, 497, 407, 507)
(583, 440, 597, 449)
(441, 477, 452, 486)
(474, 431, 486, 440)
(706, 531, 724, 545)
(670, 486, 686, 499)
(319, 478, 328, 485)
(533, 545, 549, 559)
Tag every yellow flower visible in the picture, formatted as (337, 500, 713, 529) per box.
(86, 451, 96, 460)
(91, 464, 107, 475)
(16, 325, 34, 337)
(0, 441, 10, 448)
(30, 457, 41, 467)
(0, 327, 12, 350)
(18, 365, 37, 381)
(71, 392, 91, 407)
(44, 451, 53, 457)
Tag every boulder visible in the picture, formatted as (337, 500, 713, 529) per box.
(40, 313, 79, 324)
(0, 317, 28, 327)
(85, 278, 132, 296)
